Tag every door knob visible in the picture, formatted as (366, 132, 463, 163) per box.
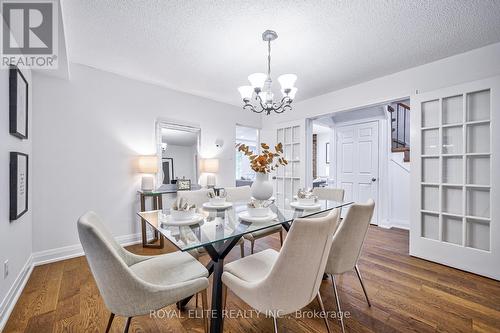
(371, 178, 377, 182)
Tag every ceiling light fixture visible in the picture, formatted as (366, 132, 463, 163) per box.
(238, 30, 297, 115)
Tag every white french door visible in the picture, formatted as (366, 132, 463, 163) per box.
(410, 76, 500, 280)
(273, 121, 305, 208)
(335, 121, 379, 224)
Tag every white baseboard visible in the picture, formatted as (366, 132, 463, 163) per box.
(378, 218, 410, 230)
(0, 233, 142, 331)
(32, 233, 142, 266)
(0, 255, 33, 332)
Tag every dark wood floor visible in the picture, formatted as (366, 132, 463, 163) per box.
(4, 226, 500, 332)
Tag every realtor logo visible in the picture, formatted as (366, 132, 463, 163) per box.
(1, 0, 58, 69)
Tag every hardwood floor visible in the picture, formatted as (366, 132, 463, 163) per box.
(4, 226, 500, 332)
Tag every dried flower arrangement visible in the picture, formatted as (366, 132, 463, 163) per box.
(236, 142, 288, 174)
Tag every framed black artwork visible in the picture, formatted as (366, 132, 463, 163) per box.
(9, 66, 29, 139)
(162, 157, 174, 184)
(10, 152, 29, 221)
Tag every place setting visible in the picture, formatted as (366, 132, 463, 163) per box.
(289, 188, 322, 210)
(160, 198, 205, 227)
(238, 198, 277, 223)
(202, 189, 233, 210)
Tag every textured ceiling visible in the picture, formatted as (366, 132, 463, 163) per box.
(61, 0, 500, 105)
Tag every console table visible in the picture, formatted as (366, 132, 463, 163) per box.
(138, 190, 169, 248)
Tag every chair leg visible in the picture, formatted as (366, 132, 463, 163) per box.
(222, 283, 228, 310)
(279, 229, 283, 246)
(316, 292, 331, 333)
(105, 313, 115, 333)
(331, 275, 345, 333)
(273, 316, 278, 333)
(250, 241, 255, 254)
(354, 264, 371, 307)
(123, 317, 132, 333)
(201, 289, 209, 333)
(240, 242, 245, 258)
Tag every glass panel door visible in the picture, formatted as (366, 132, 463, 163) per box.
(411, 76, 499, 280)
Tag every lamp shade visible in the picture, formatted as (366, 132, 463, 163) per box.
(137, 156, 158, 173)
(288, 87, 298, 100)
(202, 158, 219, 173)
(248, 73, 267, 89)
(278, 74, 297, 90)
(238, 86, 254, 100)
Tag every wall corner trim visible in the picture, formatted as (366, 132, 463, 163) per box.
(0, 255, 33, 332)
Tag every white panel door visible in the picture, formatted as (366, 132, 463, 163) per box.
(336, 121, 379, 224)
(411, 76, 500, 280)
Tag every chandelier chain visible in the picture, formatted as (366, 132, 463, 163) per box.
(267, 40, 271, 77)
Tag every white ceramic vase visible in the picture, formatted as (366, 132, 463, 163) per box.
(251, 172, 273, 200)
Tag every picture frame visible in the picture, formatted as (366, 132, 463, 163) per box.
(326, 142, 330, 164)
(9, 66, 29, 139)
(162, 157, 174, 184)
(177, 179, 191, 191)
(10, 152, 29, 221)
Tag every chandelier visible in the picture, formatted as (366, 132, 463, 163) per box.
(238, 30, 298, 115)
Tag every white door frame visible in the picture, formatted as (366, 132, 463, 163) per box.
(334, 118, 384, 225)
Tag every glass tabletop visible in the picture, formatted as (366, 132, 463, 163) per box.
(137, 200, 353, 251)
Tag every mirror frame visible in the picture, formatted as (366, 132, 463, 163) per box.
(155, 119, 201, 188)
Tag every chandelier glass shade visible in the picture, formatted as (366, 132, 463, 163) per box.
(238, 30, 297, 115)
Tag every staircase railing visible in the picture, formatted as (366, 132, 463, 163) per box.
(388, 102, 410, 161)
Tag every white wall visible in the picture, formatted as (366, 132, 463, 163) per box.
(388, 152, 410, 229)
(162, 144, 197, 182)
(0, 68, 32, 328)
(31, 63, 261, 253)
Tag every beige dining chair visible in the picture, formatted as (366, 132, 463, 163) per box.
(225, 185, 284, 254)
(312, 187, 346, 219)
(221, 208, 341, 333)
(224, 185, 252, 202)
(77, 211, 210, 333)
(313, 187, 345, 202)
(324, 199, 375, 333)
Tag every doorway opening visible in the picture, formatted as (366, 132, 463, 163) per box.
(307, 98, 410, 227)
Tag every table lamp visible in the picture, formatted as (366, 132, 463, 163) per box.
(138, 155, 158, 191)
(202, 158, 219, 188)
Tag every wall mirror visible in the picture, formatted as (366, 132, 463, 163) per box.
(155, 120, 201, 191)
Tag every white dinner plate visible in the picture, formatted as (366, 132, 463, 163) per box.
(289, 201, 322, 210)
(202, 202, 233, 210)
(160, 213, 204, 226)
(238, 211, 278, 223)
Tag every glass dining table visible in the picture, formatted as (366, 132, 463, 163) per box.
(137, 199, 353, 333)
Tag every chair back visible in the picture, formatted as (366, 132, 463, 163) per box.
(264, 209, 340, 314)
(176, 188, 214, 207)
(224, 185, 251, 202)
(77, 211, 144, 314)
(324, 199, 375, 275)
(312, 187, 345, 202)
